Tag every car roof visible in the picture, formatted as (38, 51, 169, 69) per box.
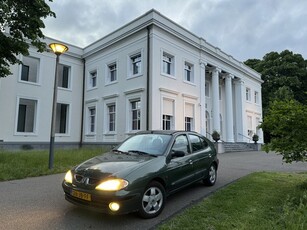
(136, 130, 200, 136)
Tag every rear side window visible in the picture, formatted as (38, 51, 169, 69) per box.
(189, 134, 209, 153)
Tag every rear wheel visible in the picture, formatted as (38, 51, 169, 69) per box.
(138, 181, 165, 218)
(203, 164, 217, 186)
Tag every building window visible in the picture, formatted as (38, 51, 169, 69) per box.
(89, 70, 97, 88)
(88, 107, 96, 133)
(254, 91, 259, 104)
(130, 53, 141, 76)
(108, 104, 116, 132)
(162, 98, 174, 130)
(205, 111, 211, 138)
(108, 63, 117, 83)
(20, 56, 39, 83)
(185, 103, 194, 131)
(185, 117, 193, 131)
(21, 65, 29, 81)
(184, 62, 194, 82)
(162, 115, 173, 130)
(246, 88, 251, 101)
(162, 52, 174, 76)
(205, 81, 210, 97)
(247, 115, 253, 136)
(57, 64, 70, 89)
(131, 100, 141, 131)
(17, 98, 37, 133)
(56, 103, 69, 133)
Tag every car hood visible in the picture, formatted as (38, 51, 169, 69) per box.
(74, 152, 153, 179)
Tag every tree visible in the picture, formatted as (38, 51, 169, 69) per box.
(0, 0, 55, 78)
(245, 50, 307, 114)
(245, 50, 307, 143)
(260, 100, 307, 163)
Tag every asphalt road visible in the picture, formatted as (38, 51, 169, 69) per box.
(0, 151, 306, 230)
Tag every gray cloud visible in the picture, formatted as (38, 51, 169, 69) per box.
(43, 0, 307, 61)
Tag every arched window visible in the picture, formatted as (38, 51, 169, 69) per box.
(220, 114, 223, 138)
(205, 111, 210, 138)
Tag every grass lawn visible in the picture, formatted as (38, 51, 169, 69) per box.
(159, 172, 307, 230)
(0, 147, 108, 181)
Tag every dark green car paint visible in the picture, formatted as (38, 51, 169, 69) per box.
(62, 130, 219, 217)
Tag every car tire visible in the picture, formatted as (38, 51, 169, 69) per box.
(203, 164, 217, 186)
(138, 181, 166, 219)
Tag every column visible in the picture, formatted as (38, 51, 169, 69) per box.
(199, 60, 207, 136)
(211, 68, 221, 133)
(225, 74, 234, 142)
(234, 79, 245, 142)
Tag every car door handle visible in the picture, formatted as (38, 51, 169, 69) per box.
(189, 160, 193, 165)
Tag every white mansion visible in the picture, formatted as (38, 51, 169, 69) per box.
(0, 9, 263, 149)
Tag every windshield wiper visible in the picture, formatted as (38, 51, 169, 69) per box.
(128, 150, 157, 157)
(112, 149, 130, 155)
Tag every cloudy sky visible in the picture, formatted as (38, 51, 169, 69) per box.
(43, 0, 307, 61)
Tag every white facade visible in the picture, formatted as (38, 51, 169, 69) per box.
(0, 9, 263, 148)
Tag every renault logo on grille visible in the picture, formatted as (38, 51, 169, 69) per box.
(75, 175, 89, 185)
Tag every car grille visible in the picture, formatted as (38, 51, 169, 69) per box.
(74, 174, 100, 186)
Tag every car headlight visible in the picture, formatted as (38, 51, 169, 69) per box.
(95, 179, 128, 191)
(64, 170, 73, 184)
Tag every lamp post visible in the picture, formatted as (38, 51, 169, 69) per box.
(48, 43, 68, 169)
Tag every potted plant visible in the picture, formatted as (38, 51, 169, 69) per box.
(212, 130, 220, 142)
(252, 134, 259, 144)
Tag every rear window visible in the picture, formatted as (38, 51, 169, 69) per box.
(189, 134, 209, 153)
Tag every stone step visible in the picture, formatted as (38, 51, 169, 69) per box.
(222, 142, 261, 152)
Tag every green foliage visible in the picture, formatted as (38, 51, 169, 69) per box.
(245, 50, 307, 115)
(252, 134, 259, 143)
(211, 130, 220, 142)
(159, 172, 307, 230)
(0, 0, 55, 78)
(260, 100, 307, 163)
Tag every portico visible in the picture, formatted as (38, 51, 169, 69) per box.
(200, 63, 249, 143)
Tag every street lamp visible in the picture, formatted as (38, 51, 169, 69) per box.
(48, 43, 68, 169)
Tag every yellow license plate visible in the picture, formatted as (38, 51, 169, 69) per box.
(71, 190, 92, 201)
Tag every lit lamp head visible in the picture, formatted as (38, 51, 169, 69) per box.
(49, 43, 69, 55)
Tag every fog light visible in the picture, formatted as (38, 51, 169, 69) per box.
(109, 202, 120, 211)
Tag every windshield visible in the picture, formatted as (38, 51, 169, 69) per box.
(117, 134, 171, 156)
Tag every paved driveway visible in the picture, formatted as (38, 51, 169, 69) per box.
(0, 151, 306, 230)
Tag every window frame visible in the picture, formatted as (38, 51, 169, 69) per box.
(129, 52, 142, 78)
(184, 61, 194, 83)
(162, 114, 173, 130)
(55, 103, 70, 134)
(130, 100, 141, 131)
(254, 91, 259, 104)
(162, 51, 175, 77)
(185, 117, 193, 131)
(246, 87, 251, 101)
(106, 62, 117, 84)
(57, 64, 71, 89)
(86, 105, 96, 135)
(88, 70, 97, 89)
(107, 103, 116, 132)
(15, 97, 38, 134)
(19, 55, 40, 84)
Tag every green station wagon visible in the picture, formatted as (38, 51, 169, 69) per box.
(62, 130, 219, 218)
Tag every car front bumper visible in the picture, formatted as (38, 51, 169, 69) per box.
(62, 181, 141, 215)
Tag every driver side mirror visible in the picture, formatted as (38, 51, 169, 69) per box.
(171, 150, 185, 158)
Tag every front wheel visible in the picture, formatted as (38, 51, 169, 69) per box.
(203, 164, 217, 186)
(138, 181, 165, 218)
